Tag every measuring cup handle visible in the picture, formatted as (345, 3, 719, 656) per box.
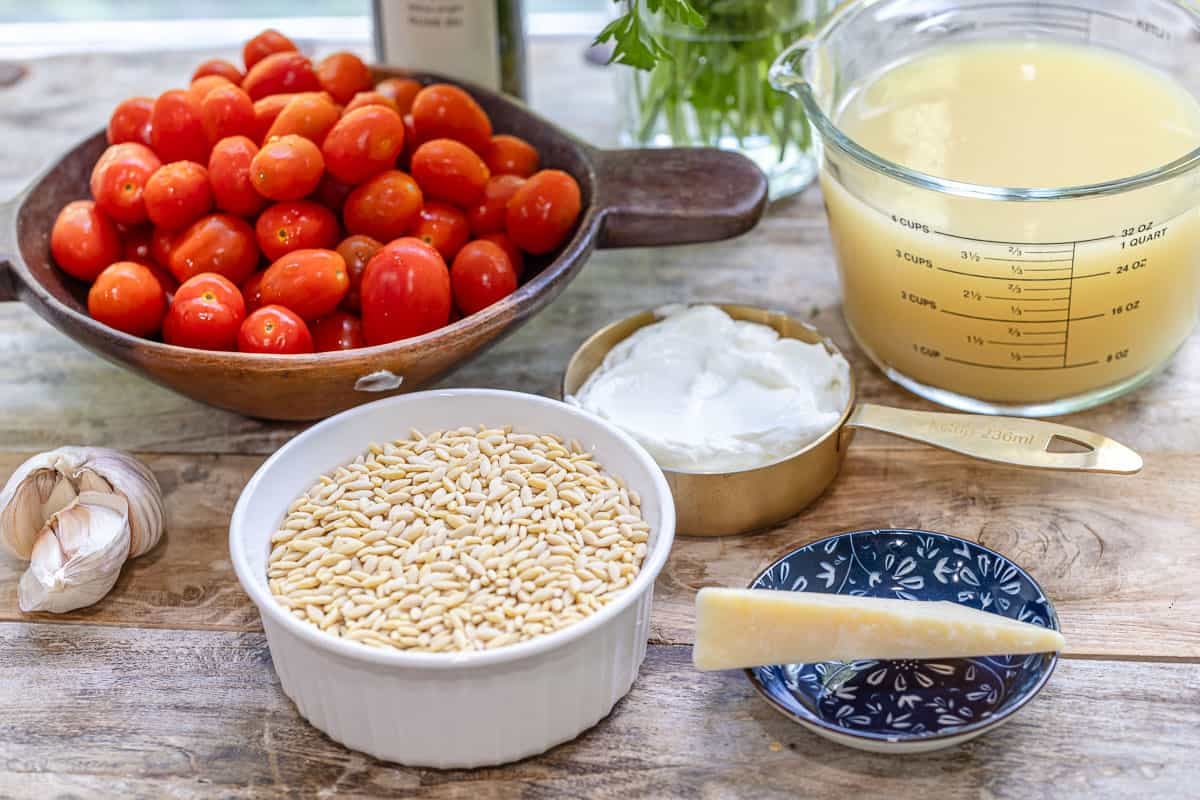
(845, 404, 1143, 474)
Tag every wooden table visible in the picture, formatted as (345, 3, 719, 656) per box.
(1, 37, 1198, 800)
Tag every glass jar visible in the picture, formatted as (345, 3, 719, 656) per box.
(616, 0, 832, 200)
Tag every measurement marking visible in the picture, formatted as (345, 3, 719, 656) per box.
(1024, 287, 1069, 292)
(983, 257, 1073, 263)
(1022, 354, 1065, 359)
(1062, 243, 1077, 366)
(987, 340, 1067, 347)
(984, 296, 1069, 301)
(942, 310, 1106, 323)
(1022, 248, 1074, 254)
(945, 357, 1101, 371)
(1071, 313, 1104, 322)
(932, 229, 1116, 245)
(1073, 272, 1110, 279)
(1024, 267, 1073, 271)
(1026, 330, 1067, 335)
(939, 268, 1078, 282)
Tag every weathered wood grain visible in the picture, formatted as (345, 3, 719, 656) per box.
(2, 449, 1195, 658)
(0, 623, 1195, 800)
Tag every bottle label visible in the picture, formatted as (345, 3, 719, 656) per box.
(375, 1, 501, 90)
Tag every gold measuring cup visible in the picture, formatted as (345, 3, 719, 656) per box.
(562, 304, 1142, 536)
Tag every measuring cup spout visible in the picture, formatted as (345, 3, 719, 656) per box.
(768, 35, 814, 97)
(845, 404, 1143, 474)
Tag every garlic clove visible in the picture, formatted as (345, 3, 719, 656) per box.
(76, 452, 164, 558)
(18, 492, 132, 614)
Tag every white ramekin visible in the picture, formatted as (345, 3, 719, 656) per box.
(230, 389, 676, 768)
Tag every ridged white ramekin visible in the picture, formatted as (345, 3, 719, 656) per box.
(230, 389, 676, 768)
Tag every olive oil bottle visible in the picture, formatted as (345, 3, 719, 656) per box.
(372, 0, 527, 98)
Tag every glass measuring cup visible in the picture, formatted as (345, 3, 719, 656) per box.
(769, 0, 1200, 416)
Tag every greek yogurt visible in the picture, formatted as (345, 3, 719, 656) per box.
(567, 305, 851, 472)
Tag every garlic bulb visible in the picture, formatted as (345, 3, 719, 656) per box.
(0, 447, 165, 613)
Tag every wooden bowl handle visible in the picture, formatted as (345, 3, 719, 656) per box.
(0, 196, 18, 303)
(593, 148, 768, 248)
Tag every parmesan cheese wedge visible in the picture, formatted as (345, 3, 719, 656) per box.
(693, 587, 1065, 671)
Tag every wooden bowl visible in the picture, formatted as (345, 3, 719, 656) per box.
(0, 68, 768, 421)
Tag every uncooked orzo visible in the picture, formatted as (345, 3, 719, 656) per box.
(267, 426, 651, 653)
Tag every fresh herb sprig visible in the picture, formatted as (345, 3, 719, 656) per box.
(595, 0, 706, 70)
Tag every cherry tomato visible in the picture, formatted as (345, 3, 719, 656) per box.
(410, 83, 492, 155)
(321, 105, 406, 184)
(188, 74, 234, 106)
(450, 240, 517, 315)
(311, 310, 365, 351)
(168, 213, 260, 285)
(208, 136, 268, 217)
(313, 173, 354, 213)
(335, 234, 381, 313)
(467, 174, 524, 236)
(478, 232, 525, 279)
(484, 134, 539, 178)
(360, 237, 451, 344)
(409, 201, 470, 262)
(201, 85, 257, 143)
(241, 270, 267, 312)
(505, 169, 582, 254)
(264, 91, 339, 145)
(251, 92, 300, 142)
(107, 97, 154, 147)
(87, 261, 167, 336)
(343, 170, 423, 242)
(243, 29, 297, 71)
(315, 52, 372, 106)
(342, 91, 399, 116)
(375, 78, 423, 116)
(90, 143, 162, 226)
(50, 201, 121, 282)
(410, 138, 490, 207)
(193, 58, 244, 85)
(150, 227, 180, 267)
(399, 113, 418, 170)
(260, 249, 349, 320)
(242, 51, 320, 101)
(150, 90, 209, 164)
(238, 305, 314, 354)
(144, 161, 213, 230)
(163, 273, 245, 350)
(250, 134, 324, 200)
(255, 200, 340, 261)
(122, 227, 153, 264)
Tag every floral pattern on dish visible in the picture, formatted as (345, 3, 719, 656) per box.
(748, 529, 1059, 743)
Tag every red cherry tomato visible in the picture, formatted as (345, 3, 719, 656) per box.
(264, 91, 339, 145)
(343, 170, 423, 242)
(243, 29, 297, 71)
(107, 97, 154, 146)
(90, 143, 162, 226)
(410, 138, 490, 207)
(241, 270, 267, 312)
(311, 310, 366, 351)
(399, 113, 418, 170)
(484, 134, 540, 178)
(168, 213, 260, 285)
(335, 234, 381, 313)
(238, 305, 314, 354)
(151, 90, 209, 164)
(163, 272, 246, 350)
(409, 201, 470, 262)
(122, 227, 153, 264)
(87, 261, 168, 337)
(410, 83, 492, 155)
(208, 136, 268, 217)
(315, 52, 372, 106)
(321, 105, 406, 184)
(360, 237, 451, 344)
(242, 51, 320, 101)
(478, 232, 525, 279)
(144, 161, 213, 230)
(343, 91, 399, 116)
(260, 249, 349, 321)
(250, 92, 299, 143)
(193, 58, 244, 85)
(201, 85, 257, 143)
(250, 134, 324, 200)
(313, 173, 354, 213)
(375, 78, 423, 116)
(467, 174, 524, 236)
(50, 200, 122, 282)
(505, 169, 582, 254)
(150, 227, 180, 267)
(450, 240, 518, 315)
(255, 200, 340, 262)
(188, 74, 234, 106)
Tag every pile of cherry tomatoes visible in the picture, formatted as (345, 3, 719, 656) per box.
(50, 29, 582, 354)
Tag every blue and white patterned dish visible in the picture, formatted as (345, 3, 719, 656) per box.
(746, 529, 1060, 753)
